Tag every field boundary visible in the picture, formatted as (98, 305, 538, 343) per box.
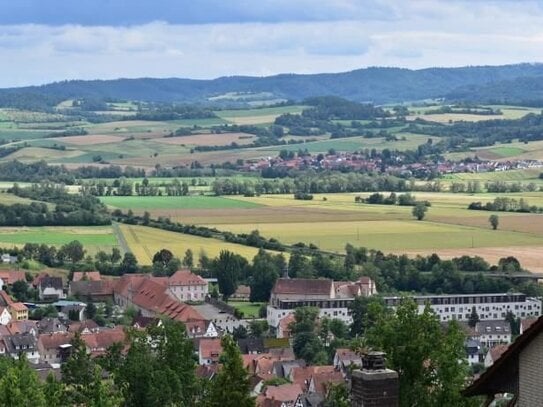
(111, 222, 130, 254)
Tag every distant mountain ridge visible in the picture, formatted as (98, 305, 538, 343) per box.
(3, 63, 543, 105)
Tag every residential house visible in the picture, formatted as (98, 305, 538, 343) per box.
(333, 348, 363, 374)
(484, 344, 509, 368)
(3, 333, 39, 364)
(465, 339, 484, 366)
(475, 320, 512, 347)
(39, 277, 65, 301)
(37, 332, 73, 365)
(0, 290, 28, 321)
(38, 326, 126, 363)
(199, 338, 222, 365)
(464, 316, 543, 404)
(10, 302, 28, 321)
(232, 285, 251, 301)
(5, 320, 38, 336)
(167, 270, 208, 302)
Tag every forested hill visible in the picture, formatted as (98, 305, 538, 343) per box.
(445, 75, 543, 106)
(3, 63, 543, 105)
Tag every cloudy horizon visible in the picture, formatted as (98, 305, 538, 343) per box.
(1, 0, 543, 87)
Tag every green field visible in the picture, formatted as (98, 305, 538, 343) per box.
(263, 133, 433, 154)
(442, 168, 543, 184)
(0, 226, 118, 254)
(228, 302, 265, 318)
(101, 195, 262, 210)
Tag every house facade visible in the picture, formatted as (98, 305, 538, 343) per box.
(39, 277, 65, 301)
(267, 278, 377, 331)
(167, 270, 208, 302)
(0, 307, 11, 325)
(475, 320, 512, 347)
(384, 293, 541, 323)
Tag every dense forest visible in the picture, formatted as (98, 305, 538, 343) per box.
(3, 64, 543, 106)
(3, 183, 111, 226)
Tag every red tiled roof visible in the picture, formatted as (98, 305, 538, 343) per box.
(489, 344, 509, 362)
(81, 326, 126, 351)
(0, 270, 25, 285)
(0, 290, 14, 306)
(199, 338, 222, 362)
(262, 383, 303, 403)
(291, 366, 336, 391)
(311, 370, 344, 395)
(116, 275, 206, 325)
(68, 320, 99, 333)
(6, 320, 37, 335)
(10, 302, 28, 312)
(168, 270, 207, 286)
(272, 278, 332, 296)
(38, 332, 74, 350)
(521, 317, 537, 333)
(71, 280, 116, 297)
(234, 285, 251, 296)
(72, 271, 102, 282)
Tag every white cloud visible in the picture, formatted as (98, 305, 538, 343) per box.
(0, 1, 543, 87)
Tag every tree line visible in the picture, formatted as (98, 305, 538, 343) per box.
(468, 197, 543, 213)
(0, 160, 144, 184)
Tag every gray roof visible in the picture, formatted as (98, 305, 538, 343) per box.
(273, 359, 306, 378)
(40, 277, 63, 290)
(4, 333, 37, 353)
(38, 318, 67, 334)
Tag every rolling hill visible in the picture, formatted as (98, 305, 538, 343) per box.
(2, 63, 543, 106)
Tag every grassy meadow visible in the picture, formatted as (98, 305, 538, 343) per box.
(101, 195, 262, 210)
(0, 226, 118, 254)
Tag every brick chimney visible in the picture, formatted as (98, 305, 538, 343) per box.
(351, 351, 399, 407)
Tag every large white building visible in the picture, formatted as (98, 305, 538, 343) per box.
(267, 277, 377, 331)
(383, 293, 541, 322)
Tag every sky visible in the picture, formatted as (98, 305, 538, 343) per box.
(0, 0, 543, 87)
